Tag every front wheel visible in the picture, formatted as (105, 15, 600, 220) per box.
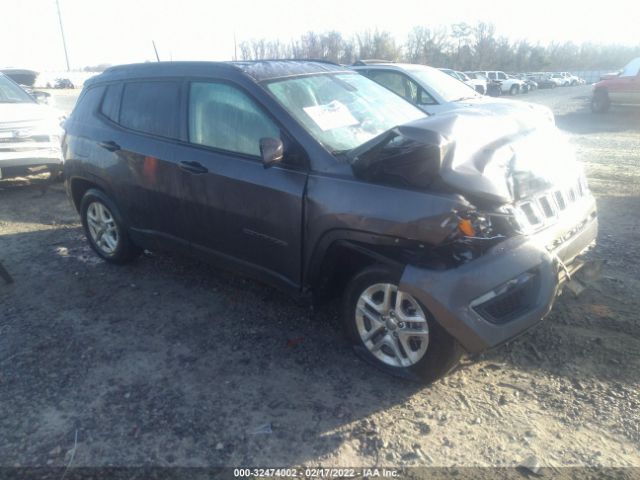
(591, 90, 610, 113)
(509, 84, 519, 95)
(343, 265, 463, 383)
(80, 189, 141, 264)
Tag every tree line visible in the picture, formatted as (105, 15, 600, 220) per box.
(238, 22, 640, 72)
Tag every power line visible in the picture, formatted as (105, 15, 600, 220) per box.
(55, 0, 70, 71)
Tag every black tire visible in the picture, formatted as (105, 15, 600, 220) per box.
(49, 167, 64, 183)
(591, 90, 610, 113)
(80, 188, 141, 264)
(509, 84, 519, 95)
(343, 264, 463, 383)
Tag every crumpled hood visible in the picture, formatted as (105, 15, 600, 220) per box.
(350, 109, 582, 205)
(445, 96, 555, 128)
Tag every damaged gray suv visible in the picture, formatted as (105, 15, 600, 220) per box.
(63, 61, 598, 382)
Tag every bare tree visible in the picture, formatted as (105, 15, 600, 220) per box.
(405, 26, 448, 66)
(356, 30, 401, 61)
(237, 23, 640, 72)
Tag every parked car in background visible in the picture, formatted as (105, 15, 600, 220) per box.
(559, 72, 579, 86)
(591, 57, 640, 112)
(352, 62, 554, 124)
(18, 84, 51, 104)
(528, 73, 557, 89)
(510, 73, 537, 92)
(54, 78, 74, 89)
(550, 73, 569, 86)
(353, 62, 553, 121)
(464, 71, 491, 95)
(509, 75, 529, 93)
(466, 71, 502, 96)
(474, 71, 524, 95)
(0, 73, 64, 180)
(63, 60, 596, 382)
(439, 68, 486, 94)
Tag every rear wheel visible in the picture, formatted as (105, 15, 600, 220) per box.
(591, 90, 610, 113)
(343, 265, 463, 383)
(80, 189, 141, 264)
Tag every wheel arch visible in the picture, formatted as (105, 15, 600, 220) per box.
(68, 175, 113, 213)
(305, 229, 435, 302)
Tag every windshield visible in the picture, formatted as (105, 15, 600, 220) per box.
(407, 66, 479, 102)
(0, 75, 35, 103)
(266, 73, 425, 153)
(621, 57, 640, 77)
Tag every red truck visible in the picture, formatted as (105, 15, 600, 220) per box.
(591, 57, 640, 112)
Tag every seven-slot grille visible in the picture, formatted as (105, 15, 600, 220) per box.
(515, 176, 588, 231)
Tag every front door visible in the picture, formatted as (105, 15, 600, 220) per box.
(175, 80, 308, 289)
(608, 60, 640, 104)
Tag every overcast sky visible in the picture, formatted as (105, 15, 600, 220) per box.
(2, 0, 638, 71)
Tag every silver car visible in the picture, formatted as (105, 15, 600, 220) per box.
(0, 73, 64, 180)
(352, 62, 554, 124)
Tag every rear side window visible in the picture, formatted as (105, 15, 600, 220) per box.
(71, 86, 105, 123)
(100, 83, 122, 122)
(119, 81, 180, 138)
(188, 82, 279, 157)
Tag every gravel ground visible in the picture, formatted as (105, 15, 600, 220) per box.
(0, 86, 639, 475)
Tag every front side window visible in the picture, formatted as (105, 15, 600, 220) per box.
(407, 66, 479, 102)
(119, 81, 180, 138)
(266, 73, 425, 153)
(0, 74, 35, 104)
(188, 82, 280, 157)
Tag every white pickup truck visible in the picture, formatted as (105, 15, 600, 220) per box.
(475, 71, 525, 95)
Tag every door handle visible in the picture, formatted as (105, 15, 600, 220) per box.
(98, 140, 120, 152)
(179, 161, 208, 174)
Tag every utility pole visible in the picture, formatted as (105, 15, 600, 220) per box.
(234, 32, 238, 61)
(152, 41, 160, 62)
(55, 0, 71, 71)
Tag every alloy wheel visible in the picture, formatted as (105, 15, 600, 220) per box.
(86, 201, 119, 255)
(355, 283, 429, 367)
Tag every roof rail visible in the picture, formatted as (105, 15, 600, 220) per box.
(232, 58, 342, 66)
(352, 59, 394, 66)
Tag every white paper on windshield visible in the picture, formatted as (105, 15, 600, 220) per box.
(303, 101, 358, 131)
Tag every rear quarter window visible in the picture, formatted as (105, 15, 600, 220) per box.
(100, 83, 122, 122)
(119, 81, 180, 138)
(70, 86, 105, 124)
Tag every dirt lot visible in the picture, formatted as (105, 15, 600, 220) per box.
(1, 86, 639, 474)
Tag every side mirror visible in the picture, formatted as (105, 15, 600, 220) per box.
(260, 137, 283, 168)
(31, 91, 51, 104)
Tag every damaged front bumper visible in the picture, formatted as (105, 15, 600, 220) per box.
(399, 195, 598, 353)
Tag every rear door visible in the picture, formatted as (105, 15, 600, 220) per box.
(173, 79, 308, 289)
(104, 80, 192, 250)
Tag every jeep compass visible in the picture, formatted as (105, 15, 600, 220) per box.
(63, 61, 598, 382)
